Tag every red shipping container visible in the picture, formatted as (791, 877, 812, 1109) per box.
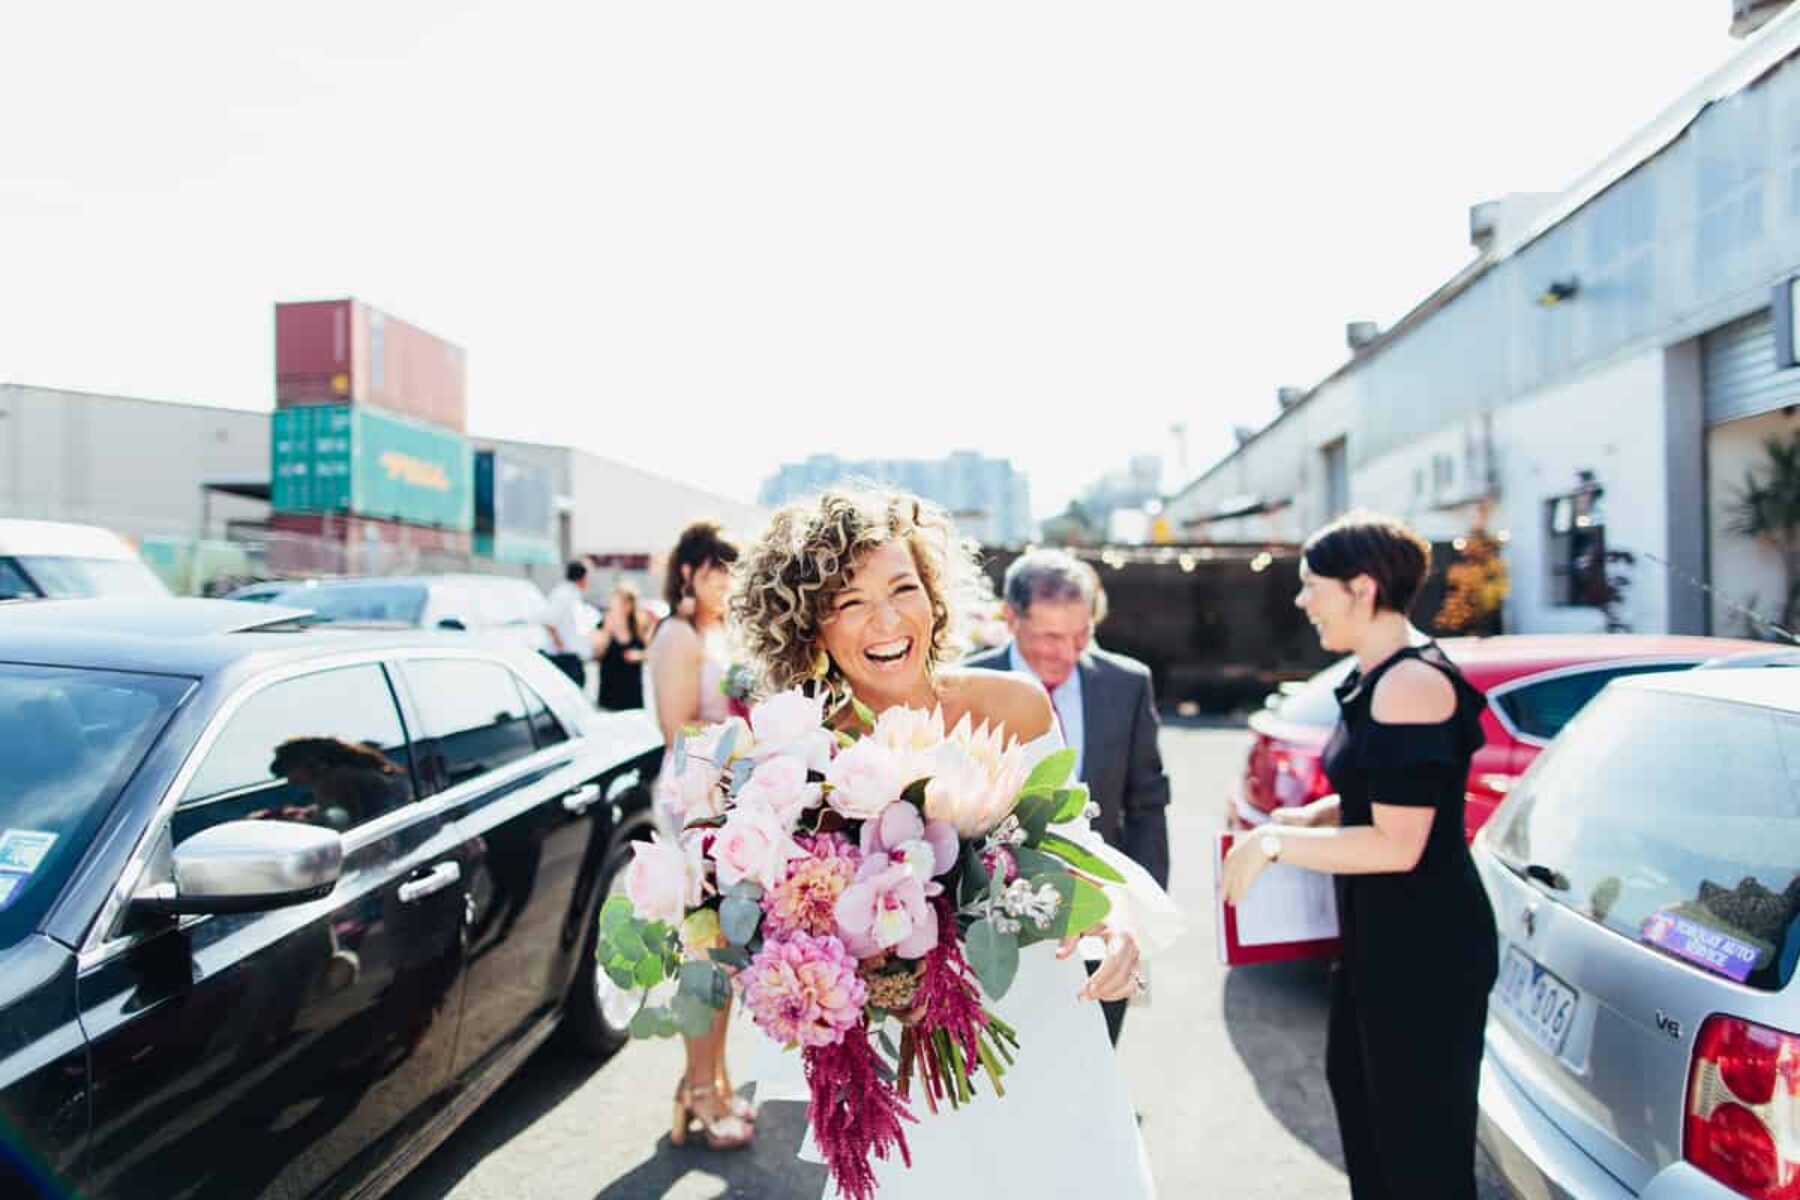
(275, 299, 468, 431)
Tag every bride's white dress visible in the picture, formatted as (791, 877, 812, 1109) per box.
(749, 730, 1184, 1198)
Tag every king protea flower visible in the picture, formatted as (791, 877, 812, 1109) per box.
(920, 714, 1031, 837)
(868, 704, 948, 788)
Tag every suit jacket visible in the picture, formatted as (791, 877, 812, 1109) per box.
(962, 643, 1172, 888)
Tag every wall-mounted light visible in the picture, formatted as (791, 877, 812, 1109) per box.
(1537, 277, 1580, 307)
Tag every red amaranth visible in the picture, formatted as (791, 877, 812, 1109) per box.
(802, 1025, 914, 1200)
(914, 894, 989, 1068)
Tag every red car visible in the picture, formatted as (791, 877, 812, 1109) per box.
(1230, 634, 1770, 841)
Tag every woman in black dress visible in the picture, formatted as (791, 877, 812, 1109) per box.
(1223, 512, 1498, 1199)
(595, 582, 648, 710)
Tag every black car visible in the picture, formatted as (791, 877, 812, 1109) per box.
(0, 599, 663, 1200)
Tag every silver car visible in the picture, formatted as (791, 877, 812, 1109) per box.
(1475, 667, 1800, 1199)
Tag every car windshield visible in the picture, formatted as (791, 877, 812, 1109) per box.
(273, 584, 428, 626)
(1488, 687, 1800, 992)
(0, 664, 191, 951)
(8, 556, 170, 599)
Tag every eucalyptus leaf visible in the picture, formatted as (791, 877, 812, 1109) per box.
(1008, 845, 1063, 880)
(723, 881, 766, 902)
(714, 723, 740, 766)
(1022, 747, 1076, 793)
(901, 778, 930, 808)
(1052, 875, 1113, 940)
(600, 894, 636, 935)
(958, 844, 991, 907)
(633, 953, 668, 990)
(720, 898, 763, 947)
(1038, 832, 1126, 884)
(731, 758, 755, 793)
(1013, 872, 1075, 948)
(1011, 795, 1057, 845)
(604, 962, 639, 990)
(709, 945, 752, 970)
(965, 918, 1020, 999)
(673, 992, 720, 1037)
(679, 960, 732, 1008)
(607, 922, 648, 962)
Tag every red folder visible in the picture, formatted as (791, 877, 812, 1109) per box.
(1215, 831, 1342, 966)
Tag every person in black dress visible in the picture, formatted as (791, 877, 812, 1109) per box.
(1223, 512, 1498, 1200)
(595, 582, 648, 710)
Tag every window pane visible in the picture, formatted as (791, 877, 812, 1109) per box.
(1491, 689, 1800, 991)
(518, 676, 570, 749)
(15, 556, 168, 599)
(0, 559, 32, 599)
(401, 659, 538, 790)
(0, 664, 189, 951)
(1498, 663, 1691, 740)
(272, 584, 427, 626)
(176, 665, 414, 842)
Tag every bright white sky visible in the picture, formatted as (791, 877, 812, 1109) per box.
(0, 2, 1738, 518)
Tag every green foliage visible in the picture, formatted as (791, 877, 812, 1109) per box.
(965, 918, 1020, 999)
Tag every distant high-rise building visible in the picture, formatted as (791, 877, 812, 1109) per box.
(759, 451, 1035, 545)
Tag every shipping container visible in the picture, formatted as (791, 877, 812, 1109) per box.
(275, 299, 468, 431)
(475, 449, 557, 565)
(272, 404, 473, 530)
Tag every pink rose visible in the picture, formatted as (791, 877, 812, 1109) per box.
(737, 754, 820, 829)
(836, 857, 938, 959)
(823, 738, 905, 820)
(711, 800, 810, 891)
(624, 834, 703, 925)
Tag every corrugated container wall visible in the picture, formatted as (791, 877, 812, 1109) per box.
(272, 404, 473, 530)
(274, 299, 467, 431)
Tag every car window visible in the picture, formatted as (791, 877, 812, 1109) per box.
(13, 556, 169, 599)
(0, 664, 190, 951)
(281, 585, 428, 626)
(1490, 688, 1800, 992)
(1496, 662, 1692, 740)
(0, 559, 35, 600)
(174, 665, 416, 844)
(518, 676, 569, 749)
(400, 659, 539, 791)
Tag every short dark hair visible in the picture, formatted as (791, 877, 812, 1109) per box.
(1003, 549, 1097, 618)
(565, 560, 589, 584)
(663, 521, 741, 613)
(1302, 512, 1432, 615)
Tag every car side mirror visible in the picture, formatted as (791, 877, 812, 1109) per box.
(134, 820, 343, 917)
(437, 617, 467, 631)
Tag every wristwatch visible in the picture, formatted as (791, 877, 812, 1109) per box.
(1260, 831, 1282, 863)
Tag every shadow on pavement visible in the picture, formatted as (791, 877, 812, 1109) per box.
(592, 1100, 825, 1200)
(1221, 957, 1344, 1170)
(391, 1044, 601, 1198)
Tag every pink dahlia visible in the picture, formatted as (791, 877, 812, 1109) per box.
(763, 833, 861, 940)
(739, 933, 869, 1049)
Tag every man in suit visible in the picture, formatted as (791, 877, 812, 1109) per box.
(964, 549, 1172, 1044)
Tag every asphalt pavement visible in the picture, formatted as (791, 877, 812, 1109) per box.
(391, 723, 1508, 1200)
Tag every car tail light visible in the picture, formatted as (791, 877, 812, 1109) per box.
(1271, 748, 1332, 809)
(1686, 1014, 1800, 1198)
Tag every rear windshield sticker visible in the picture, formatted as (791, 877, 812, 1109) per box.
(1640, 909, 1763, 983)
(0, 871, 27, 912)
(0, 830, 57, 875)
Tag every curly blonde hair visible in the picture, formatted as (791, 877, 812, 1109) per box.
(730, 486, 989, 697)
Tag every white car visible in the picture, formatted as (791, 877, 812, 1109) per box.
(0, 519, 171, 600)
(226, 574, 551, 653)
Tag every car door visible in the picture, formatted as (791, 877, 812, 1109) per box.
(394, 655, 611, 1086)
(78, 661, 470, 1200)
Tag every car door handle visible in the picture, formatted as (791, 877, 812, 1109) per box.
(398, 861, 462, 904)
(561, 783, 604, 815)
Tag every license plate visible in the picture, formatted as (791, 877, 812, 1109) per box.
(1497, 946, 1580, 1057)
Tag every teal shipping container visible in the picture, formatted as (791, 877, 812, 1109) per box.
(272, 404, 473, 531)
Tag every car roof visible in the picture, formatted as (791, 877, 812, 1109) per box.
(0, 518, 140, 560)
(1619, 664, 1800, 714)
(0, 598, 501, 678)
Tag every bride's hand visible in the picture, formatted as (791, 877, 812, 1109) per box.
(1059, 927, 1142, 1003)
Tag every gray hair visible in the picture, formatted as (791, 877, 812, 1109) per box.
(1003, 549, 1101, 619)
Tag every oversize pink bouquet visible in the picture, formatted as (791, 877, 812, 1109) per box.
(598, 688, 1120, 1200)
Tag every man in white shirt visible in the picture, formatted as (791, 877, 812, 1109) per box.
(963, 549, 1172, 1045)
(541, 560, 595, 697)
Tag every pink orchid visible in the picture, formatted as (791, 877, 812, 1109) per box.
(836, 857, 938, 960)
(860, 802, 958, 893)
